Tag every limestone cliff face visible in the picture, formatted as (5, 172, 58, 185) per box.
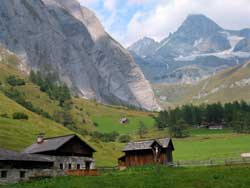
(0, 0, 160, 111)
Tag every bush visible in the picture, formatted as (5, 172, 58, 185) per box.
(119, 135, 131, 143)
(138, 121, 148, 138)
(12, 112, 29, 120)
(0, 113, 10, 119)
(169, 119, 189, 138)
(53, 110, 74, 127)
(91, 131, 120, 142)
(93, 122, 99, 127)
(6, 75, 26, 86)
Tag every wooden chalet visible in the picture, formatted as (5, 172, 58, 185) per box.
(0, 134, 97, 183)
(24, 134, 95, 158)
(24, 134, 96, 173)
(118, 138, 174, 168)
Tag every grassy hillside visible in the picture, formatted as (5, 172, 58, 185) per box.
(3, 165, 250, 188)
(0, 92, 71, 150)
(154, 62, 250, 108)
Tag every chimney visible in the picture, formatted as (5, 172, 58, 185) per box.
(37, 133, 45, 144)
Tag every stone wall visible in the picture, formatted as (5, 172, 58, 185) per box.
(0, 169, 54, 184)
(0, 156, 96, 184)
(47, 156, 96, 171)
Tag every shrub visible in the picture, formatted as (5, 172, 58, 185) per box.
(169, 119, 189, 138)
(90, 131, 120, 142)
(93, 122, 99, 127)
(0, 113, 9, 119)
(138, 121, 148, 138)
(12, 112, 29, 120)
(119, 135, 131, 143)
(53, 110, 74, 127)
(6, 75, 26, 86)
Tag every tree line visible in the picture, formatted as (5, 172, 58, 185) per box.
(154, 101, 250, 137)
(29, 71, 71, 108)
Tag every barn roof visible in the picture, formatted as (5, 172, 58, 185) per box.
(23, 134, 96, 154)
(123, 138, 174, 152)
(0, 149, 52, 162)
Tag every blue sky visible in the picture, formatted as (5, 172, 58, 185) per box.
(79, 0, 250, 47)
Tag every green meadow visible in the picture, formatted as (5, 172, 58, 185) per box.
(2, 165, 250, 188)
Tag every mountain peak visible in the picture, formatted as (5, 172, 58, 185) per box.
(177, 14, 222, 36)
(128, 37, 159, 57)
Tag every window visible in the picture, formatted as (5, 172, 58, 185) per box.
(60, 163, 64, 170)
(20, 171, 26, 178)
(1, 171, 7, 178)
(77, 164, 81, 170)
(68, 163, 72, 170)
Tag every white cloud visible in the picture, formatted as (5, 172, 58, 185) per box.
(127, 0, 149, 5)
(77, 0, 250, 47)
(103, 0, 117, 11)
(124, 0, 250, 46)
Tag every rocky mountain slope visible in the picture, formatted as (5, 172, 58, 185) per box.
(128, 37, 159, 57)
(154, 61, 250, 108)
(0, 0, 160, 111)
(129, 14, 250, 84)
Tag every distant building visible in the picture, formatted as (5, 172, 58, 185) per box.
(0, 134, 96, 184)
(200, 122, 224, 130)
(120, 118, 129, 124)
(118, 138, 174, 168)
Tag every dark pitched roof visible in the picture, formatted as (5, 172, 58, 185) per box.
(123, 138, 174, 152)
(23, 134, 96, 154)
(0, 149, 52, 162)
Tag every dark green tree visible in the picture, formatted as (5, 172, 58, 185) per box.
(138, 121, 148, 138)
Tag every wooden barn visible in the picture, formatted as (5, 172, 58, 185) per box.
(118, 138, 174, 168)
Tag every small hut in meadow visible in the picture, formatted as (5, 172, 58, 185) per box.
(120, 117, 129, 124)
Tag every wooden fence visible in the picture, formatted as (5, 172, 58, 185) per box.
(174, 157, 250, 167)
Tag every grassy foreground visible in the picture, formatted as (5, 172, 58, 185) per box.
(2, 165, 250, 188)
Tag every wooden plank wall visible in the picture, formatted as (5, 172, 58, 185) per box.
(66, 170, 99, 176)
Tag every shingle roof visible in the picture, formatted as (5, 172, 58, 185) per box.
(123, 138, 173, 151)
(0, 149, 52, 162)
(24, 134, 95, 154)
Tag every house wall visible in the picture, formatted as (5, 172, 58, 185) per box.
(57, 137, 94, 157)
(47, 156, 96, 171)
(0, 169, 56, 184)
(123, 148, 173, 167)
(0, 156, 95, 184)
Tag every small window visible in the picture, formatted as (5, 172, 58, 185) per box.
(20, 171, 26, 178)
(68, 163, 72, 170)
(77, 164, 81, 170)
(60, 163, 64, 170)
(1, 171, 7, 178)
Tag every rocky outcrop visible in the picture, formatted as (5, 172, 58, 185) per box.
(0, 0, 160, 111)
